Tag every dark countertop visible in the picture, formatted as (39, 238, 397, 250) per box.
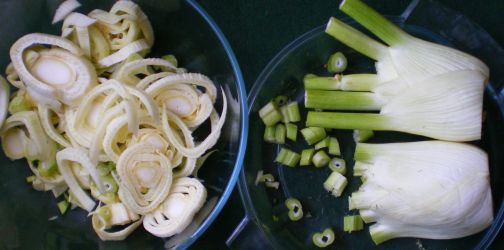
(192, 0, 504, 249)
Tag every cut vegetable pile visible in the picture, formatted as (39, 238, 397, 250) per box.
(0, 0, 227, 241)
(256, 0, 493, 247)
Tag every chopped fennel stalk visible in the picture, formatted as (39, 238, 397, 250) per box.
(328, 137, 341, 156)
(275, 148, 300, 167)
(344, 215, 364, 233)
(265, 181, 280, 189)
(285, 198, 304, 221)
(328, 158, 346, 175)
(314, 137, 330, 150)
(280, 105, 290, 123)
(312, 150, 330, 168)
(323, 171, 347, 197)
(286, 123, 298, 141)
(312, 228, 335, 248)
(273, 95, 288, 106)
(275, 148, 289, 163)
(327, 52, 347, 73)
(300, 149, 315, 166)
(286, 102, 301, 122)
(255, 170, 276, 185)
(259, 101, 282, 126)
(275, 123, 286, 144)
(300, 127, 327, 145)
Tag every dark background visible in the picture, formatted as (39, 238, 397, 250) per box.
(192, 0, 504, 249)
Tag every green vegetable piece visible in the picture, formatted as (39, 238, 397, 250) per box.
(286, 102, 301, 122)
(312, 228, 335, 248)
(275, 148, 289, 163)
(314, 137, 330, 150)
(97, 162, 115, 176)
(259, 101, 283, 126)
(26, 175, 36, 183)
(255, 170, 276, 185)
(280, 105, 290, 123)
(300, 149, 315, 166)
(162, 54, 178, 68)
(264, 181, 280, 189)
(57, 200, 69, 215)
(285, 197, 303, 221)
(95, 206, 112, 226)
(38, 162, 58, 177)
(286, 123, 297, 141)
(275, 123, 286, 144)
(313, 150, 330, 168)
(329, 158, 346, 175)
(328, 137, 341, 156)
(273, 95, 289, 107)
(8, 94, 33, 114)
(300, 127, 327, 145)
(283, 151, 301, 167)
(323, 172, 348, 197)
(264, 126, 276, 143)
(353, 129, 374, 142)
(344, 215, 364, 233)
(327, 52, 347, 73)
(101, 175, 118, 194)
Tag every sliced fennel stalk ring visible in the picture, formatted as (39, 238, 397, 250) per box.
(56, 147, 104, 212)
(145, 73, 218, 103)
(116, 143, 173, 215)
(143, 177, 207, 237)
(1, 111, 52, 161)
(161, 89, 227, 159)
(10, 33, 97, 108)
(113, 58, 178, 85)
(91, 203, 143, 241)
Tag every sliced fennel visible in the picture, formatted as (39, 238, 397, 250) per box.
(91, 203, 142, 241)
(52, 0, 82, 24)
(351, 141, 493, 244)
(10, 34, 98, 108)
(143, 177, 207, 237)
(1, 0, 224, 242)
(0, 76, 9, 127)
(115, 143, 173, 214)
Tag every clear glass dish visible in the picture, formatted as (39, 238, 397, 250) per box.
(232, 0, 504, 249)
(0, 0, 248, 249)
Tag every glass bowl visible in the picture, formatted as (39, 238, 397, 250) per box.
(233, 0, 504, 249)
(0, 0, 248, 249)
